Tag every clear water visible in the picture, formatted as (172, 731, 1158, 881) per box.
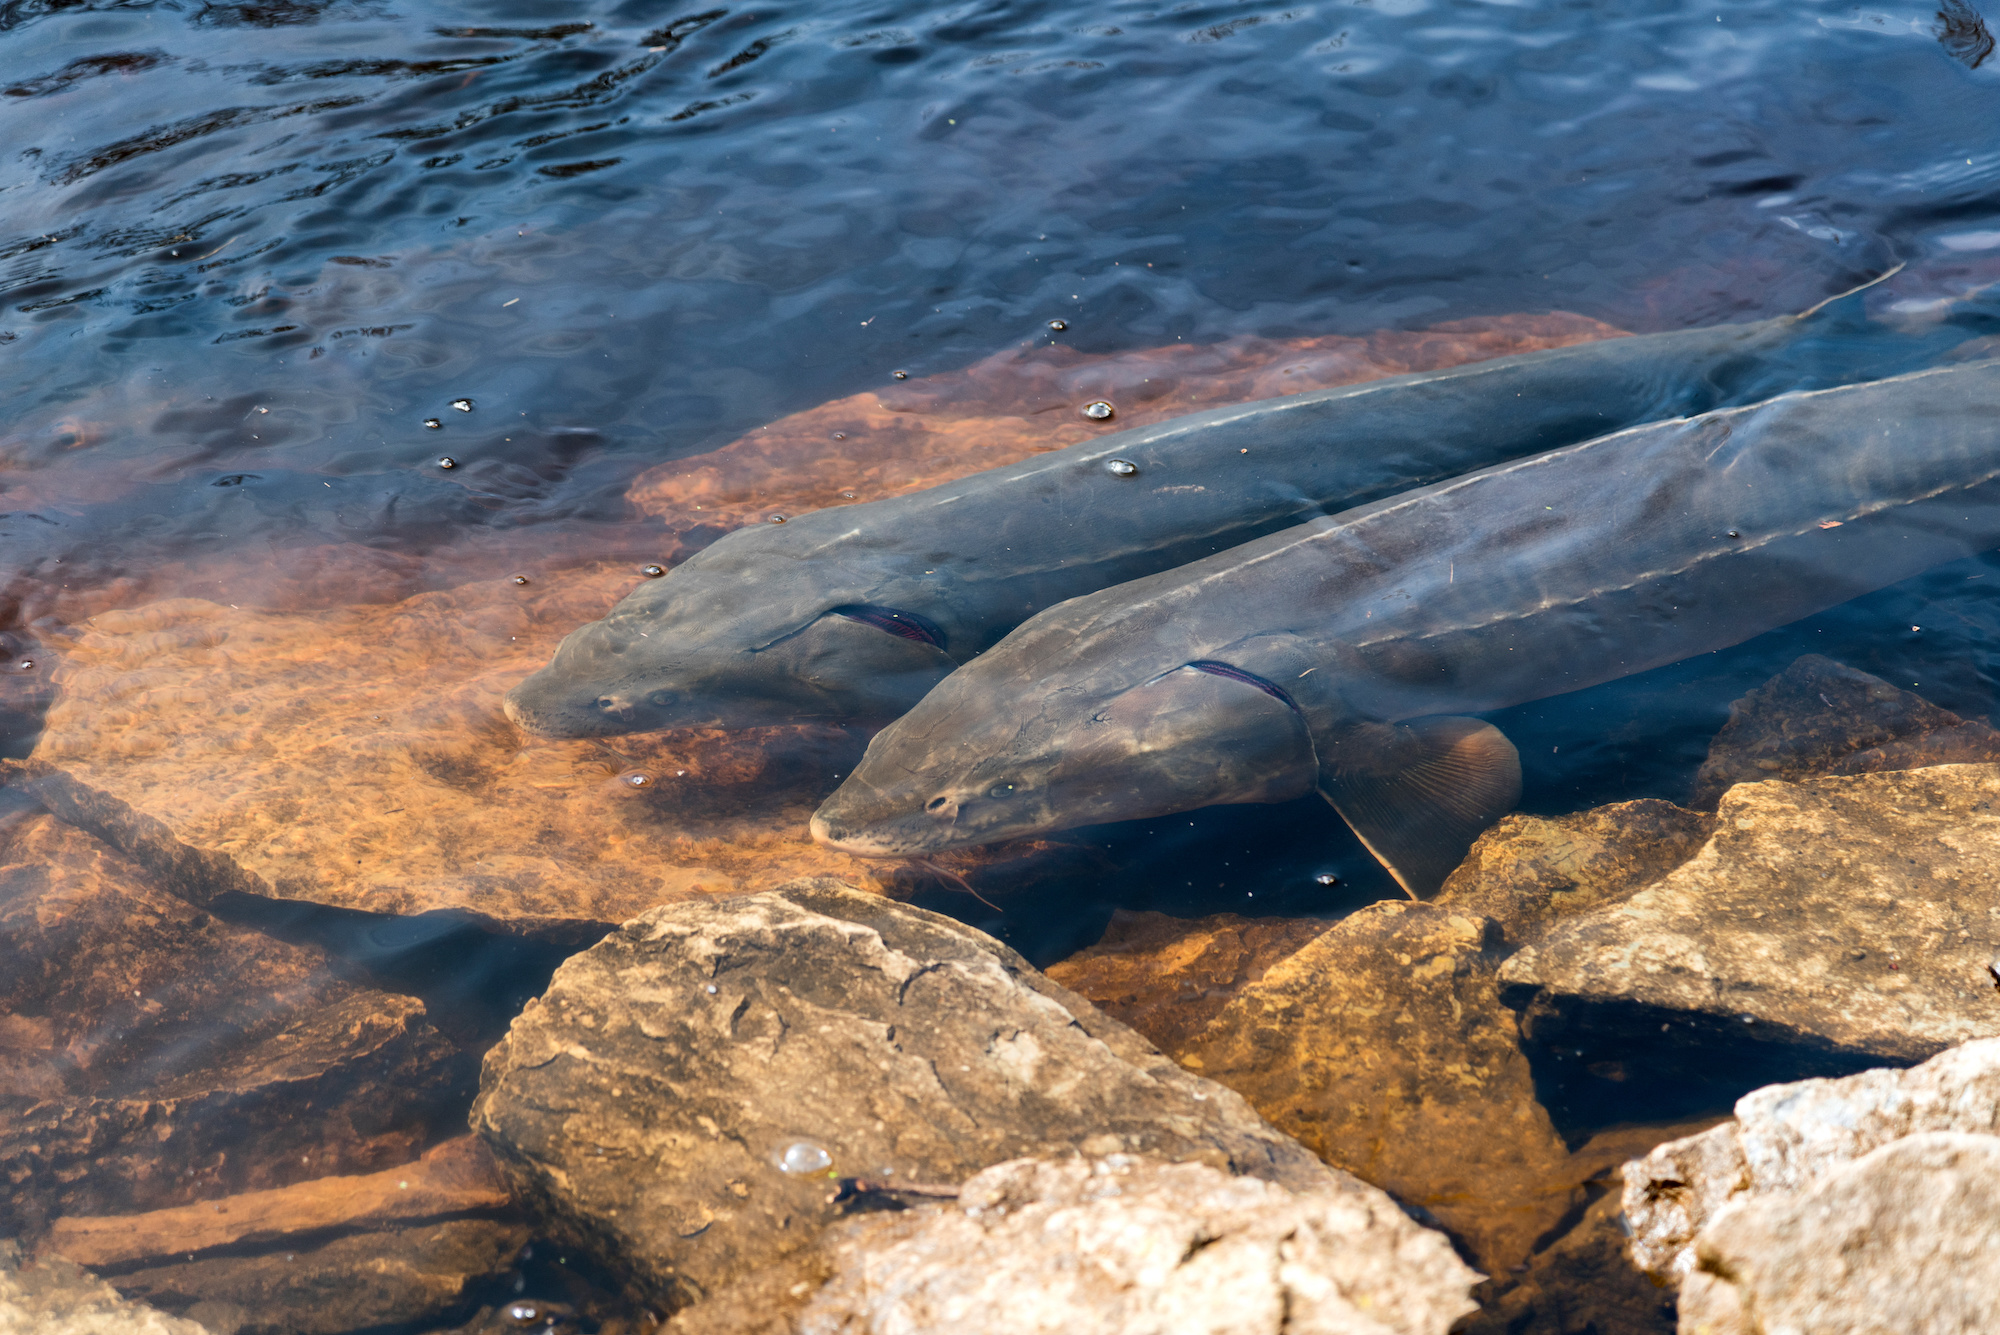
(6, 0, 2000, 1325)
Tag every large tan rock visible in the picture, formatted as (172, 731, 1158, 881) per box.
(1681, 1132, 2000, 1335)
(1176, 902, 1572, 1272)
(0, 813, 461, 1233)
(471, 879, 1364, 1313)
(1691, 655, 2000, 809)
(776, 1155, 1481, 1335)
(1499, 765, 2000, 1068)
(1621, 1037, 2000, 1284)
(1434, 800, 1713, 948)
(1043, 909, 1331, 1056)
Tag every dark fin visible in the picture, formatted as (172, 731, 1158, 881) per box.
(830, 604, 948, 651)
(1937, 0, 1995, 69)
(1182, 660, 1300, 711)
(1317, 716, 1522, 900)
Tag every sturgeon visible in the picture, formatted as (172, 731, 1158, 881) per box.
(505, 274, 1982, 737)
(811, 357, 2000, 896)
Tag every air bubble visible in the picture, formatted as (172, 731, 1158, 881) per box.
(1048, 319, 1067, 331)
(1314, 872, 1340, 887)
(892, 370, 909, 380)
(620, 771, 652, 788)
(641, 564, 666, 577)
(778, 1141, 832, 1175)
(833, 432, 847, 440)
(1727, 530, 1741, 539)
(451, 398, 474, 412)
(437, 456, 457, 469)
(1104, 458, 1138, 477)
(512, 575, 530, 586)
(1082, 401, 1115, 421)
(423, 418, 442, 430)
(768, 514, 787, 524)
(839, 490, 857, 499)
(16, 660, 32, 672)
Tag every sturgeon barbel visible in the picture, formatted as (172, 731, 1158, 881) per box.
(505, 273, 1978, 736)
(812, 357, 2000, 896)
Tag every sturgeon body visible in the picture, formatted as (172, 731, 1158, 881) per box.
(811, 357, 2000, 896)
(505, 281, 1980, 736)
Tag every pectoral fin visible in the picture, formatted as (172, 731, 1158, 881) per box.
(1317, 716, 1522, 899)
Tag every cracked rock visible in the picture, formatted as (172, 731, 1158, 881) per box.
(471, 879, 1387, 1313)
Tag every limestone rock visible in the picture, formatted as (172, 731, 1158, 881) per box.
(1499, 766, 2000, 1070)
(108, 1217, 530, 1335)
(19, 568, 884, 934)
(1177, 901, 1572, 1272)
(629, 316, 1625, 529)
(1042, 909, 1331, 1056)
(0, 1239, 212, 1335)
(43, 1136, 510, 1271)
(1622, 1037, 2000, 1283)
(1434, 801, 1713, 948)
(1691, 655, 2000, 809)
(472, 878, 1357, 1312)
(0, 813, 463, 1233)
(1685, 1132, 2000, 1335)
(782, 1155, 1480, 1335)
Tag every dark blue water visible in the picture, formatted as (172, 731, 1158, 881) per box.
(7, 0, 2000, 1324)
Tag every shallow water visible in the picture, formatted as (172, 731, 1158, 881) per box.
(7, 0, 2000, 1326)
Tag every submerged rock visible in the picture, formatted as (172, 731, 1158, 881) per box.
(17, 569, 884, 935)
(1434, 800, 1713, 948)
(1498, 765, 2000, 1071)
(1175, 902, 1571, 1272)
(472, 879, 1396, 1314)
(690, 1155, 1480, 1335)
(628, 316, 1625, 529)
(1680, 1132, 2000, 1334)
(1691, 654, 2000, 809)
(107, 1218, 530, 1335)
(0, 812, 462, 1233)
(42, 1136, 511, 1272)
(0, 1239, 211, 1335)
(1621, 1036, 2000, 1284)
(1042, 909, 1330, 1056)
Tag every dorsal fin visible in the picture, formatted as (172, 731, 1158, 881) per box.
(1317, 716, 1522, 899)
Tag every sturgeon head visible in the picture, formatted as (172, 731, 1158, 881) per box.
(810, 599, 1523, 899)
(503, 520, 960, 736)
(808, 612, 1321, 856)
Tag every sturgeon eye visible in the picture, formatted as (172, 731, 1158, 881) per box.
(647, 690, 678, 708)
(987, 783, 1016, 799)
(926, 796, 950, 811)
(594, 696, 618, 711)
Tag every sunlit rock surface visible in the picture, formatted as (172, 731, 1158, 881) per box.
(0, 1239, 211, 1335)
(1174, 903, 1571, 1272)
(0, 810, 462, 1233)
(1691, 655, 2000, 809)
(628, 317, 1626, 528)
(673, 1155, 1480, 1335)
(1675, 1132, 2000, 1335)
(1621, 1037, 2000, 1285)
(1434, 801, 1714, 949)
(471, 879, 1367, 1313)
(1042, 909, 1331, 1056)
(1498, 765, 2000, 1067)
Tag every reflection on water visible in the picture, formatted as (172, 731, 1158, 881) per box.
(6, 0, 2000, 1326)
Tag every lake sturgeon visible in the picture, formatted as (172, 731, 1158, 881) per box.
(504, 273, 1981, 736)
(810, 357, 2000, 896)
